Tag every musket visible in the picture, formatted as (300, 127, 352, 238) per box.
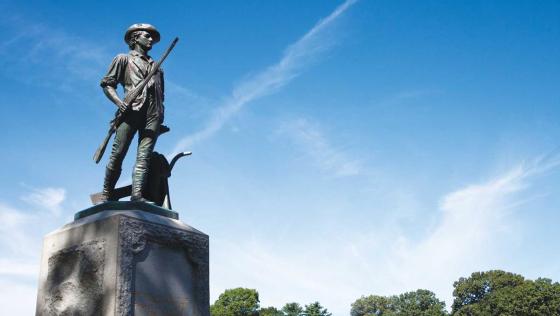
(93, 37, 179, 164)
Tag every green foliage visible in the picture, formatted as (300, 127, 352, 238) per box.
(350, 290, 447, 316)
(282, 302, 304, 316)
(452, 270, 560, 315)
(303, 301, 332, 316)
(211, 288, 260, 316)
(259, 306, 284, 316)
(214, 270, 560, 316)
(393, 289, 447, 315)
(351, 295, 393, 316)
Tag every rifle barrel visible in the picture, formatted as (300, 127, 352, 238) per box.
(93, 37, 179, 163)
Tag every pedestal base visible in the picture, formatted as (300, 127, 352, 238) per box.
(35, 202, 209, 316)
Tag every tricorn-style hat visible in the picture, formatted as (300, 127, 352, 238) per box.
(124, 23, 161, 44)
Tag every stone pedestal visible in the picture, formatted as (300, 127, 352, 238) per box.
(35, 202, 209, 316)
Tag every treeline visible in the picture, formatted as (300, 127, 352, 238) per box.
(211, 287, 331, 316)
(211, 288, 331, 316)
(210, 270, 560, 315)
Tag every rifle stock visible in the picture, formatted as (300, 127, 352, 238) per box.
(93, 126, 116, 163)
(93, 37, 179, 164)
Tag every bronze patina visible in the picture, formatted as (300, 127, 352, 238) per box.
(94, 23, 180, 204)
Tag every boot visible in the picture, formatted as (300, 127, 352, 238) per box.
(98, 167, 121, 204)
(130, 162, 154, 204)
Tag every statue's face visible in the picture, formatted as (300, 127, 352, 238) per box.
(135, 31, 153, 51)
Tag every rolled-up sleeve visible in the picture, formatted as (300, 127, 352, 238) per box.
(100, 54, 127, 88)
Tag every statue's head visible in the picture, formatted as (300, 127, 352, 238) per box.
(124, 23, 160, 51)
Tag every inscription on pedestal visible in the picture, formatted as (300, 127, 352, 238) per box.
(134, 242, 196, 315)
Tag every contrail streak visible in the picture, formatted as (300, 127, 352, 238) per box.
(171, 0, 358, 154)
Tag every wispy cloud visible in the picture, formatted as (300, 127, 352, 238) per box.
(0, 259, 38, 278)
(165, 80, 215, 119)
(278, 117, 363, 177)
(0, 279, 37, 315)
(382, 154, 560, 307)
(209, 154, 560, 314)
(0, 186, 67, 271)
(0, 186, 69, 315)
(211, 238, 361, 314)
(20, 187, 66, 216)
(172, 0, 358, 154)
(0, 16, 109, 88)
(0, 202, 35, 257)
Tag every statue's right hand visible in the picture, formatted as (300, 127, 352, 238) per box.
(117, 100, 128, 113)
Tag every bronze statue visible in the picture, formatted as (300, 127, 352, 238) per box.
(94, 23, 179, 204)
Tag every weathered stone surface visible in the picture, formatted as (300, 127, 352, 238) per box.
(44, 240, 105, 315)
(36, 204, 209, 316)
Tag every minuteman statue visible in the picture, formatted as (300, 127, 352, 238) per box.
(98, 23, 165, 203)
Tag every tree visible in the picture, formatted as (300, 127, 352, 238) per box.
(260, 306, 284, 316)
(282, 302, 304, 316)
(303, 302, 332, 316)
(211, 288, 260, 316)
(393, 290, 447, 315)
(452, 270, 560, 315)
(351, 290, 447, 316)
(351, 295, 393, 316)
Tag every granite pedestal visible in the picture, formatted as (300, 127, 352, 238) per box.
(35, 202, 209, 316)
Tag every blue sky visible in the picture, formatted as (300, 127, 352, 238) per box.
(1, 0, 560, 314)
